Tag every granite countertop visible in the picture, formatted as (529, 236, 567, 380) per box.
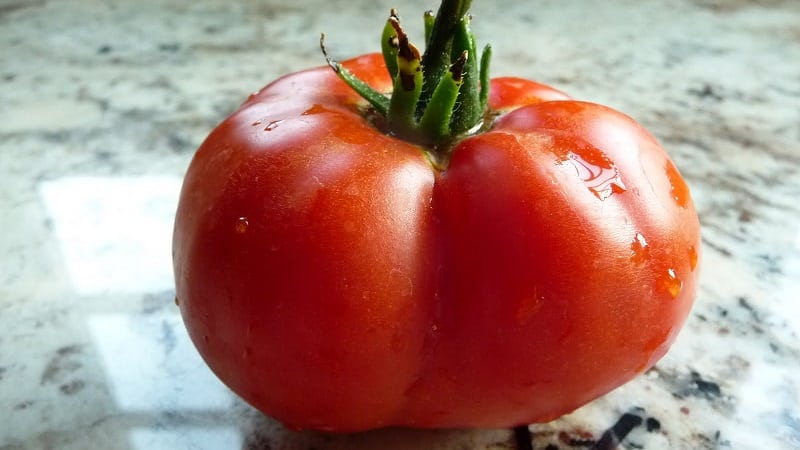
(2, 0, 799, 449)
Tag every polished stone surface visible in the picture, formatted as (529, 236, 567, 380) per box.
(2, 0, 799, 449)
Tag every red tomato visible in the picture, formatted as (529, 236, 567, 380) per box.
(173, 53, 700, 432)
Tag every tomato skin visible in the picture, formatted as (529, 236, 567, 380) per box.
(173, 53, 700, 431)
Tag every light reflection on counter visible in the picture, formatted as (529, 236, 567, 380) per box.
(129, 426, 242, 450)
(779, 228, 800, 338)
(87, 312, 232, 412)
(38, 176, 183, 295)
(36, 175, 247, 448)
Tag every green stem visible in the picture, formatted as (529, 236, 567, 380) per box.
(322, 0, 490, 155)
(418, 0, 473, 117)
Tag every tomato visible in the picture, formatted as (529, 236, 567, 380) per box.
(173, 2, 700, 433)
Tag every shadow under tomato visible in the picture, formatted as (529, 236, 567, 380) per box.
(239, 403, 653, 450)
(240, 410, 516, 450)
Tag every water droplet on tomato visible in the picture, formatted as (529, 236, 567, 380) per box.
(241, 347, 252, 360)
(235, 217, 249, 234)
(264, 120, 283, 131)
(630, 232, 650, 264)
(688, 246, 699, 271)
(251, 119, 263, 126)
(202, 335, 210, 344)
(558, 145, 626, 200)
(302, 104, 327, 116)
(609, 181, 627, 195)
(665, 161, 690, 208)
(658, 268, 683, 299)
(174, 296, 180, 306)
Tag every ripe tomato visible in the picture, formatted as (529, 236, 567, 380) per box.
(173, 52, 700, 432)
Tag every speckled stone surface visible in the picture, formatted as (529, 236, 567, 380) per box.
(1, 0, 799, 449)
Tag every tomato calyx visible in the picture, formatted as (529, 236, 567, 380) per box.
(321, 0, 492, 154)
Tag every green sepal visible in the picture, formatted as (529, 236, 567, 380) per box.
(381, 10, 400, 81)
(321, 34, 389, 116)
(449, 16, 481, 134)
(387, 19, 422, 137)
(479, 44, 492, 111)
(419, 52, 466, 142)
